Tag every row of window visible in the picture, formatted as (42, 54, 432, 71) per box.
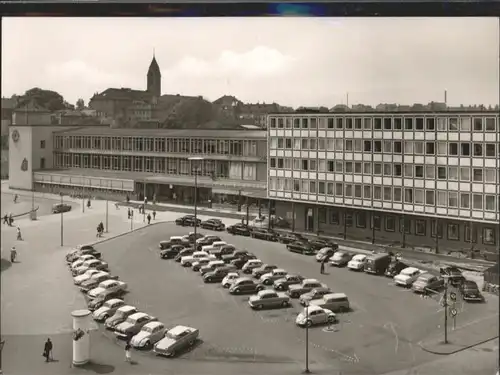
(269, 138, 498, 157)
(53, 153, 258, 180)
(320, 209, 497, 245)
(269, 116, 498, 132)
(54, 136, 260, 157)
(269, 179, 497, 210)
(270, 159, 497, 182)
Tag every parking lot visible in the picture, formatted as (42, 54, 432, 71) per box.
(94, 221, 499, 375)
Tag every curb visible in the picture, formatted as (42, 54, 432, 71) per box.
(9, 206, 39, 219)
(419, 335, 499, 356)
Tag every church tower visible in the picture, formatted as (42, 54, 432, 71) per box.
(147, 52, 161, 97)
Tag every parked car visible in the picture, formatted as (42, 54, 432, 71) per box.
(92, 299, 125, 322)
(195, 235, 222, 250)
(159, 236, 190, 250)
(229, 277, 266, 295)
(364, 253, 392, 275)
(52, 203, 72, 214)
(252, 264, 279, 279)
(242, 259, 263, 274)
(222, 272, 240, 288)
(87, 292, 123, 311)
(251, 228, 278, 242)
(80, 272, 118, 293)
(394, 267, 426, 287)
(329, 251, 353, 267)
(295, 305, 337, 327)
(114, 312, 157, 339)
(192, 257, 214, 272)
(459, 280, 485, 302)
(225, 251, 256, 266)
(248, 290, 290, 309)
(160, 244, 185, 259)
(182, 232, 205, 243)
(260, 269, 288, 285)
(175, 215, 200, 227)
(316, 247, 337, 262)
(70, 255, 96, 269)
(203, 268, 233, 283)
(276, 232, 299, 245)
(207, 244, 235, 259)
(174, 248, 195, 262)
(154, 325, 199, 357)
(72, 259, 109, 276)
(200, 219, 225, 231)
(181, 251, 216, 267)
(347, 254, 368, 271)
(248, 216, 269, 229)
(287, 279, 325, 298)
(273, 274, 305, 291)
(412, 274, 445, 294)
(104, 305, 138, 330)
(74, 269, 102, 285)
(67, 248, 101, 263)
(199, 260, 226, 275)
(287, 241, 316, 255)
(87, 280, 127, 299)
(130, 321, 167, 349)
(385, 261, 409, 277)
(440, 266, 466, 286)
(226, 223, 252, 236)
(299, 287, 333, 306)
(308, 238, 338, 251)
(309, 292, 350, 312)
(230, 255, 257, 269)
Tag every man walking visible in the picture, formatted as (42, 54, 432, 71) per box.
(3, 214, 7, 225)
(43, 338, 52, 362)
(320, 256, 328, 274)
(124, 341, 132, 363)
(147, 213, 151, 225)
(152, 210, 156, 220)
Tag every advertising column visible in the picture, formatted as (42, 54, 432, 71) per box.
(71, 309, 91, 366)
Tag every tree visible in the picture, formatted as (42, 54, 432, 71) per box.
(76, 99, 85, 111)
(18, 87, 68, 111)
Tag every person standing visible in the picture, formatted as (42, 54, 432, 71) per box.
(320, 256, 327, 274)
(124, 341, 132, 363)
(8, 214, 13, 227)
(152, 210, 156, 220)
(16, 226, 22, 241)
(3, 213, 7, 225)
(127, 208, 131, 219)
(43, 338, 53, 362)
(147, 213, 151, 225)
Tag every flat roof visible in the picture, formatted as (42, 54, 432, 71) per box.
(269, 111, 499, 116)
(55, 127, 266, 139)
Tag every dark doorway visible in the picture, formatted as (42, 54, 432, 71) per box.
(305, 207, 314, 232)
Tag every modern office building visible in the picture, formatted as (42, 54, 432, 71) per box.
(267, 111, 500, 256)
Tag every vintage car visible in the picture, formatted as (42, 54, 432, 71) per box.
(226, 223, 252, 236)
(222, 272, 240, 288)
(158, 236, 190, 250)
(130, 321, 167, 349)
(250, 228, 278, 242)
(203, 268, 234, 283)
(411, 274, 445, 294)
(192, 257, 214, 272)
(287, 279, 325, 298)
(104, 305, 138, 330)
(242, 259, 263, 274)
(182, 232, 205, 243)
(52, 203, 72, 214)
(201, 241, 228, 255)
(200, 219, 225, 231)
(87, 292, 123, 311)
(309, 293, 350, 312)
(92, 299, 125, 321)
(276, 232, 299, 245)
(87, 280, 127, 299)
(287, 241, 316, 255)
(70, 255, 96, 269)
(80, 272, 118, 293)
(252, 264, 279, 279)
(299, 287, 333, 306)
(160, 244, 185, 259)
(440, 266, 466, 286)
(295, 305, 337, 327)
(394, 267, 426, 287)
(114, 312, 157, 339)
(209, 244, 236, 259)
(74, 269, 102, 285)
(181, 251, 216, 267)
(175, 215, 201, 227)
(200, 260, 227, 275)
(315, 247, 337, 262)
(347, 254, 368, 271)
(308, 238, 338, 251)
(72, 259, 109, 276)
(229, 277, 265, 295)
(174, 248, 195, 262)
(273, 274, 305, 291)
(248, 290, 290, 309)
(385, 261, 409, 277)
(459, 280, 485, 302)
(66, 247, 101, 263)
(154, 325, 199, 357)
(329, 251, 353, 267)
(195, 235, 222, 250)
(259, 269, 288, 285)
(227, 252, 257, 267)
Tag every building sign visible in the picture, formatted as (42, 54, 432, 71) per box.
(21, 158, 28, 172)
(11, 130, 20, 143)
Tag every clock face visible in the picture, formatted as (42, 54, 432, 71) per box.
(12, 130, 20, 142)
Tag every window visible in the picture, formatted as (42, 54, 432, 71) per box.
(345, 212, 353, 227)
(414, 189, 424, 204)
(363, 185, 371, 199)
(485, 118, 496, 132)
(404, 165, 413, 177)
(415, 165, 424, 178)
(449, 118, 458, 131)
(294, 118, 300, 129)
(400, 217, 411, 234)
(383, 187, 392, 201)
(425, 142, 435, 155)
(372, 215, 381, 230)
(426, 118, 435, 130)
(485, 143, 496, 157)
(345, 140, 353, 151)
(293, 139, 301, 150)
(437, 142, 447, 155)
(426, 190, 435, 205)
(363, 163, 372, 174)
(460, 142, 470, 156)
(309, 139, 317, 150)
(301, 180, 309, 193)
(335, 183, 343, 196)
(483, 228, 496, 245)
(40, 140, 46, 149)
(270, 158, 276, 168)
(318, 160, 325, 172)
(318, 139, 326, 150)
(284, 159, 292, 169)
(414, 142, 424, 154)
(437, 167, 447, 180)
(415, 118, 424, 130)
(336, 118, 343, 129)
(485, 195, 496, 211)
(415, 220, 426, 236)
(464, 224, 477, 243)
(318, 208, 326, 223)
(437, 191, 447, 206)
(363, 118, 372, 130)
(393, 187, 402, 202)
(394, 164, 402, 176)
(473, 143, 483, 156)
(354, 184, 362, 198)
(356, 212, 366, 228)
(383, 118, 392, 130)
(277, 138, 284, 149)
(344, 184, 352, 197)
(318, 181, 325, 194)
(425, 166, 435, 179)
(374, 141, 382, 152)
(404, 141, 413, 154)
(374, 163, 382, 175)
(485, 169, 496, 183)
(383, 140, 392, 153)
(393, 141, 402, 153)
(448, 192, 458, 207)
(460, 167, 470, 181)
(335, 139, 344, 151)
(447, 224, 460, 241)
(404, 118, 413, 130)
(354, 140, 362, 152)
(383, 164, 392, 176)
(302, 118, 309, 129)
(473, 117, 483, 131)
(355, 118, 362, 129)
(394, 118, 402, 130)
(385, 216, 396, 231)
(373, 186, 382, 200)
(327, 182, 334, 195)
(404, 188, 413, 203)
(329, 210, 339, 224)
(293, 159, 300, 170)
(285, 138, 292, 149)
(473, 168, 483, 182)
(460, 117, 471, 131)
(345, 162, 353, 173)
(327, 118, 334, 129)
(431, 220, 443, 238)
(448, 166, 458, 180)
(437, 117, 447, 131)
(354, 162, 362, 174)
(374, 118, 382, 130)
(302, 159, 309, 171)
(364, 141, 372, 152)
(277, 158, 284, 168)
(460, 193, 470, 208)
(270, 118, 276, 128)
(346, 118, 353, 129)
(472, 194, 483, 210)
(40, 157, 45, 169)
(448, 143, 458, 155)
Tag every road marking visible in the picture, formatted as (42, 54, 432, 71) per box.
(296, 337, 360, 363)
(454, 314, 499, 331)
(384, 322, 399, 353)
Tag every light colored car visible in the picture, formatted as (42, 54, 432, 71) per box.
(222, 272, 240, 288)
(130, 321, 167, 349)
(104, 305, 138, 330)
(299, 287, 333, 306)
(248, 290, 290, 309)
(242, 259, 263, 274)
(347, 254, 368, 271)
(159, 236, 190, 249)
(309, 293, 350, 312)
(329, 251, 353, 267)
(88, 280, 127, 299)
(191, 257, 213, 272)
(394, 267, 425, 287)
(70, 255, 96, 269)
(273, 274, 304, 291)
(315, 247, 336, 262)
(114, 312, 157, 339)
(72, 259, 108, 276)
(154, 325, 199, 357)
(260, 269, 288, 285)
(80, 271, 117, 292)
(412, 274, 445, 294)
(199, 260, 226, 275)
(287, 279, 325, 298)
(74, 269, 101, 285)
(295, 305, 337, 327)
(181, 251, 215, 267)
(92, 299, 125, 321)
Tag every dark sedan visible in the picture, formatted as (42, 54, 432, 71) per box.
(440, 266, 466, 286)
(222, 250, 255, 264)
(287, 241, 316, 255)
(210, 245, 236, 259)
(230, 254, 257, 269)
(203, 268, 232, 283)
(160, 245, 185, 259)
(226, 223, 252, 236)
(52, 203, 72, 214)
(195, 235, 222, 250)
(458, 280, 484, 302)
(174, 248, 195, 262)
(277, 232, 303, 245)
(175, 215, 201, 227)
(200, 219, 226, 231)
(251, 228, 278, 242)
(308, 238, 339, 251)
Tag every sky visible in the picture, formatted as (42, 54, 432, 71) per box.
(2, 17, 499, 108)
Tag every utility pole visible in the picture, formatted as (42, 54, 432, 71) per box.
(60, 193, 64, 246)
(304, 302, 310, 373)
(442, 275, 450, 344)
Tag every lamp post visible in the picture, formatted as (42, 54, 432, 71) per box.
(82, 177, 85, 213)
(143, 182, 146, 223)
(304, 302, 310, 373)
(60, 193, 64, 246)
(442, 274, 450, 344)
(189, 157, 204, 244)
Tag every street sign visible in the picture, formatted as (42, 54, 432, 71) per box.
(450, 292, 457, 301)
(450, 308, 458, 317)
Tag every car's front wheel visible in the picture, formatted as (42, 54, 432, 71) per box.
(305, 320, 313, 328)
(264, 279, 272, 285)
(281, 301, 288, 307)
(254, 304, 263, 310)
(276, 285, 283, 291)
(327, 316, 336, 323)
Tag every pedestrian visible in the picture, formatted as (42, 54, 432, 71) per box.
(147, 213, 151, 225)
(87, 199, 91, 209)
(96, 225, 102, 238)
(13, 194, 18, 203)
(43, 338, 53, 362)
(126, 195, 130, 203)
(9, 213, 13, 227)
(152, 210, 156, 220)
(3, 213, 8, 225)
(127, 208, 131, 219)
(10, 246, 17, 263)
(99, 222, 104, 233)
(124, 341, 132, 363)
(16, 226, 22, 241)
(320, 257, 326, 274)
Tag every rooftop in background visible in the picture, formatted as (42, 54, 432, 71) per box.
(54, 126, 267, 139)
(270, 109, 500, 115)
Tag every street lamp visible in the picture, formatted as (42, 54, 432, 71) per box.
(441, 274, 450, 344)
(105, 181, 109, 233)
(60, 192, 64, 246)
(188, 157, 204, 245)
(304, 302, 310, 373)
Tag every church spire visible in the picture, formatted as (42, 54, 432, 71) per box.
(147, 52, 161, 97)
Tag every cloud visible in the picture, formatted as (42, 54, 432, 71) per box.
(45, 60, 127, 88)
